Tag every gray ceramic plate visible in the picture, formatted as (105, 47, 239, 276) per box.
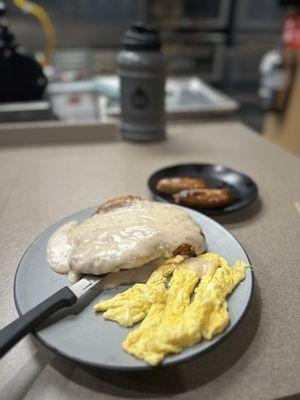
(14, 206, 253, 370)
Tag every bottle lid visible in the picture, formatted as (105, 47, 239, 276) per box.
(122, 22, 161, 51)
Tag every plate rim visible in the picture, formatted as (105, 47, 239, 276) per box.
(13, 205, 254, 371)
(147, 162, 258, 215)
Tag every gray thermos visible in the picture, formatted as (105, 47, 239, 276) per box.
(118, 23, 166, 141)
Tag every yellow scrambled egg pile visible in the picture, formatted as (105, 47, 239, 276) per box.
(94, 253, 248, 366)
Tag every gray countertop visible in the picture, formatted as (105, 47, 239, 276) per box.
(0, 121, 299, 400)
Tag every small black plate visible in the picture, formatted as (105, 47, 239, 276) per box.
(148, 163, 258, 215)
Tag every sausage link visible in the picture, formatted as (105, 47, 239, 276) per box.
(156, 177, 207, 195)
(173, 188, 232, 209)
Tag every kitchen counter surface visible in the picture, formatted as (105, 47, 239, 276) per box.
(0, 121, 299, 400)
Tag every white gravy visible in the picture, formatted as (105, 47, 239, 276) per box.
(47, 221, 79, 274)
(47, 200, 205, 276)
(180, 257, 218, 277)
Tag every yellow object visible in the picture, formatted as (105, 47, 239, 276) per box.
(13, 0, 56, 65)
(94, 253, 248, 366)
(94, 255, 185, 327)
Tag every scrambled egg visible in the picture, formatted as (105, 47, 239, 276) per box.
(94, 255, 185, 327)
(94, 253, 248, 366)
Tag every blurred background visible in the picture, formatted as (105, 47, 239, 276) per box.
(1, 0, 299, 155)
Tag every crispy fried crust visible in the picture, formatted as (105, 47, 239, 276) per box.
(172, 243, 197, 257)
(95, 195, 142, 214)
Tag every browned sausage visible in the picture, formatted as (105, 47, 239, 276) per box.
(156, 177, 208, 195)
(173, 188, 232, 209)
